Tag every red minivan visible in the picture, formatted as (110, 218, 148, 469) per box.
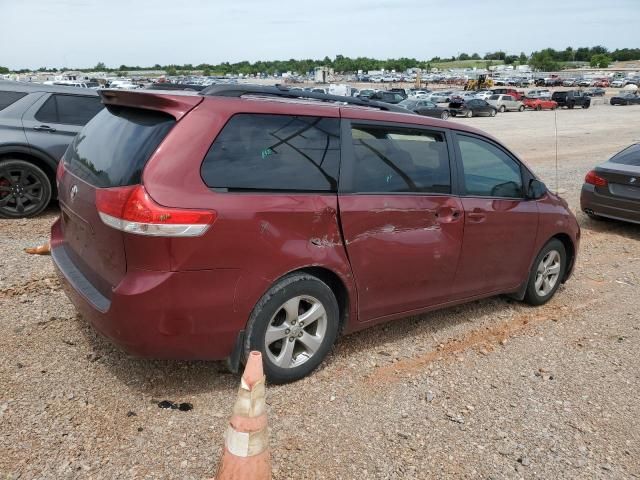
(52, 85, 580, 383)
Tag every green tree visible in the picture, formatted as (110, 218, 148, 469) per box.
(165, 66, 177, 76)
(202, 68, 211, 76)
(530, 52, 560, 71)
(590, 54, 612, 68)
(458, 53, 470, 61)
(0, 66, 9, 74)
(95, 62, 106, 71)
(471, 53, 480, 60)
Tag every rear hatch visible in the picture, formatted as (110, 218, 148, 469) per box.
(57, 92, 200, 300)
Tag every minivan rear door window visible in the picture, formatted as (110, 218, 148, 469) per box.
(201, 114, 340, 192)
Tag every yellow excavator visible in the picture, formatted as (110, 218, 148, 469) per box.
(464, 74, 494, 91)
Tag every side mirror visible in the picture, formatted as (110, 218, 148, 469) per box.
(527, 179, 547, 200)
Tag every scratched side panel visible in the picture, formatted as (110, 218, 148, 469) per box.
(169, 193, 357, 333)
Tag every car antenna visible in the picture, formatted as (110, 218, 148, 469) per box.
(554, 107, 559, 194)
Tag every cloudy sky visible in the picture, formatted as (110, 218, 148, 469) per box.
(1, 0, 638, 69)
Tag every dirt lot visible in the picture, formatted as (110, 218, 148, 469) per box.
(1, 100, 639, 480)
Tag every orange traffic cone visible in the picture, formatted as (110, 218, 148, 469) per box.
(24, 241, 51, 255)
(214, 351, 271, 480)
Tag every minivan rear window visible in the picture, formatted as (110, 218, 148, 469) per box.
(64, 106, 175, 187)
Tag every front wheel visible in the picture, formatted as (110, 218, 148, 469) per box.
(582, 103, 590, 109)
(490, 109, 496, 117)
(536, 105, 542, 111)
(519, 105, 525, 112)
(523, 239, 567, 306)
(0, 159, 52, 219)
(440, 110, 450, 120)
(499, 105, 506, 113)
(245, 273, 340, 384)
(466, 109, 473, 118)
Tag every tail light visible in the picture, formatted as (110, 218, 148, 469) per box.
(96, 185, 216, 237)
(585, 170, 608, 187)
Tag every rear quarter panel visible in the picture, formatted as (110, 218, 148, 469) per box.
(142, 98, 358, 333)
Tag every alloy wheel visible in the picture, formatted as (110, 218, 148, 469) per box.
(534, 250, 561, 297)
(0, 166, 46, 216)
(264, 295, 328, 369)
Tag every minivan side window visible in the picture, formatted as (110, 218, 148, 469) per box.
(35, 94, 103, 126)
(350, 125, 450, 194)
(0, 91, 27, 111)
(456, 135, 523, 198)
(201, 114, 340, 192)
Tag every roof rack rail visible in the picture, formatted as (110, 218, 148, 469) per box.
(199, 84, 407, 113)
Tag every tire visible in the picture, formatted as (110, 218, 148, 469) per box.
(490, 109, 496, 117)
(440, 110, 450, 120)
(499, 105, 506, 113)
(466, 109, 473, 118)
(451, 112, 457, 117)
(568, 103, 575, 109)
(0, 159, 52, 219)
(536, 105, 542, 111)
(244, 273, 340, 384)
(518, 105, 525, 112)
(582, 102, 590, 109)
(523, 239, 567, 306)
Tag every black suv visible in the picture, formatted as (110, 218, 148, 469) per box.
(551, 90, 591, 109)
(0, 81, 103, 218)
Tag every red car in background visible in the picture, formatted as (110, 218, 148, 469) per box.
(491, 88, 525, 101)
(523, 98, 559, 111)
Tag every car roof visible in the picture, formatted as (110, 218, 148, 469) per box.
(0, 80, 99, 96)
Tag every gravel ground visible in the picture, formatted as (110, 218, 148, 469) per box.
(1, 100, 639, 480)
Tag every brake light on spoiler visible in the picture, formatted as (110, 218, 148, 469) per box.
(96, 185, 216, 237)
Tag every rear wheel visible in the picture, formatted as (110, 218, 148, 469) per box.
(440, 110, 450, 120)
(0, 159, 52, 219)
(466, 109, 473, 118)
(536, 105, 542, 111)
(490, 109, 496, 117)
(518, 105, 525, 112)
(245, 273, 340, 384)
(568, 103, 575, 109)
(582, 102, 590, 109)
(523, 239, 567, 306)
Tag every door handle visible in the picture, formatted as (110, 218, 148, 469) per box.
(467, 208, 486, 222)
(34, 125, 57, 132)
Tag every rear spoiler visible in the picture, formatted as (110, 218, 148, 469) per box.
(99, 89, 203, 120)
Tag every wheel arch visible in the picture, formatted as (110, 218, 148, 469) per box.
(551, 233, 576, 283)
(0, 145, 59, 197)
(282, 266, 352, 335)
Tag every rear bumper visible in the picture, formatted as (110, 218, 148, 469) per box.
(51, 219, 243, 360)
(580, 184, 640, 225)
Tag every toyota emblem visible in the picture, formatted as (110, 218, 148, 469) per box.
(70, 184, 78, 200)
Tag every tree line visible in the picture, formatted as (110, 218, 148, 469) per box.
(3, 47, 639, 76)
